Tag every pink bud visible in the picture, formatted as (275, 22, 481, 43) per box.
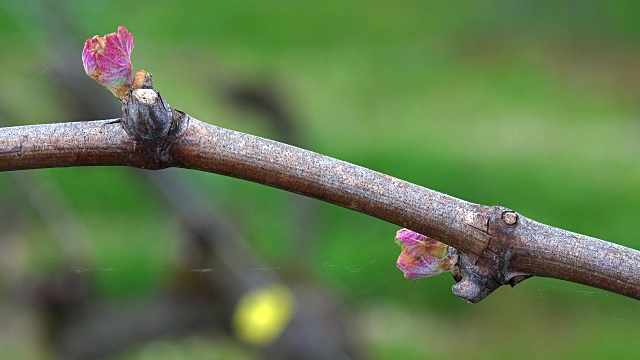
(82, 26, 134, 101)
(395, 229, 455, 279)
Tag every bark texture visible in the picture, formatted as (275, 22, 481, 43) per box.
(0, 89, 638, 302)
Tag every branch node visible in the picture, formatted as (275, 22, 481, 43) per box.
(122, 89, 173, 142)
(121, 84, 185, 168)
(451, 206, 531, 302)
(451, 249, 501, 302)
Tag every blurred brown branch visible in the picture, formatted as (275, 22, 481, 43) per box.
(0, 89, 638, 303)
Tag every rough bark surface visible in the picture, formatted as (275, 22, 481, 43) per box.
(0, 89, 638, 302)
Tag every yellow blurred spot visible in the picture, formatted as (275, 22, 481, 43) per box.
(232, 284, 296, 346)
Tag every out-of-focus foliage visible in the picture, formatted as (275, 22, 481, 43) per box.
(1, 1, 640, 359)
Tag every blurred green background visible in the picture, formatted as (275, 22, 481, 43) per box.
(1, 1, 640, 359)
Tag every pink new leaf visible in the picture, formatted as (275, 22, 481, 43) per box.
(82, 26, 134, 101)
(395, 229, 456, 279)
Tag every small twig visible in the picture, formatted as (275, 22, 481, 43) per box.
(0, 89, 638, 302)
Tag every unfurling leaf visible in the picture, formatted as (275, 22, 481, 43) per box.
(395, 228, 456, 279)
(82, 26, 134, 101)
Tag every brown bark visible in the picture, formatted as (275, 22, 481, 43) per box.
(0, 89, 638, 302)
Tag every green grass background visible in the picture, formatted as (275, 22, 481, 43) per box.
(1, 1, 640, 358)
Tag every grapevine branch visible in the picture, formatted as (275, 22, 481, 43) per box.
(0, 88, 638, 302)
